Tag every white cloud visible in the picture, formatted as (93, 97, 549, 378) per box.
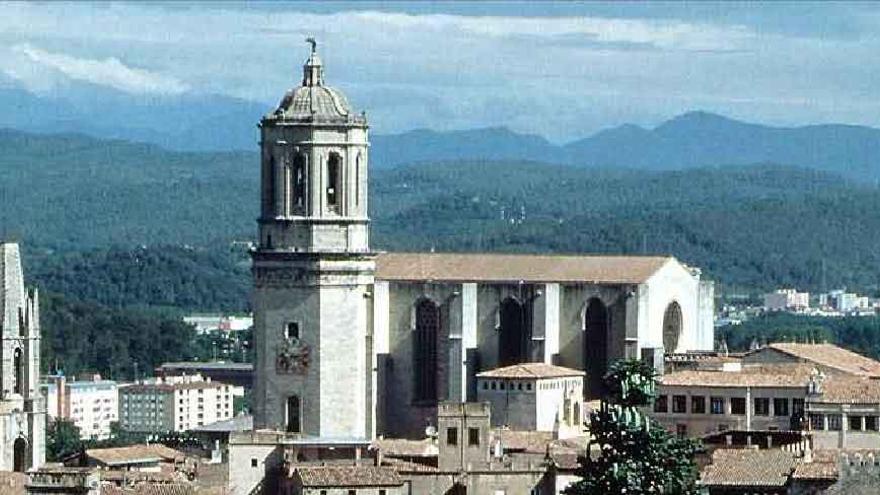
(10, 43, 189, 95)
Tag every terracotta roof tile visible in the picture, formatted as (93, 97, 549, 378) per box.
(792, 461, 838, 481)
(660, 364, 815, 388)
(764, 343, 880, 378)
(477, 363, 585, 379)
(814, 375, 880, 403)
(293, 466, 402, 487)
(86, 444, 185, 466)
(701, 449, 797, 488)
(370, 438, 438, 457)
(492, 430, 555, 454)
(375, 252, 673, 284)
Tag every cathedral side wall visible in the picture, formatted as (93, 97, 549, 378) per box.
(385, 282, 460, 438)
(556, 285, 630, 372)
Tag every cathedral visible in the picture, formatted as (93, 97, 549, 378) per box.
(0, 242, 45, 472)
(252, 43, 715, 440)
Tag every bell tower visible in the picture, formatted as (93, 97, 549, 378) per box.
(252, 40, 375, 439)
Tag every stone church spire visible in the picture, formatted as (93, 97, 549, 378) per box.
(302, 37, 323, 87)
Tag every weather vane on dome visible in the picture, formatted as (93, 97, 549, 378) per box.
(306, 37, 317, 54)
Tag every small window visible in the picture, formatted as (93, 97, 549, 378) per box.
(500, 382, 506, 390)
(286, 322, 300, 340)
(348, 490, 356, 495)
(672, 395, 687, 413)
(691, 396, 706, 414)
(526, 383, 532, 391)
(482, 382, 488, 390)
(828, 414, 842, 431)
(754, 398, 770, 416)
(468, 427, 480, 446)
(320, 491, 327, 495)
(653, 395, 668, 413)
(850, 415, 863, 431)
(379, 491, 385, 495)
(792, 398, 805, 416)
(446, 427, 458, 446)
(773, 398, 789, 417)
(491, 382, 497, 390)
(710, 397, 725, 414)
(731, 397, 746, 415)
(251, 458, 258, 468)
(810, 413, 825, 431)
(867, 416, 878, 431)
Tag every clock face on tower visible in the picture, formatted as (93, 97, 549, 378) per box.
(276, 337, 311, 375)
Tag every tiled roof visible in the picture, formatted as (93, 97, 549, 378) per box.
(381, 457, 441, 473)
(660, 363, 815, 388)
(792, 461, 838, 481)
(375, 252, 673, 284)
(102, 484, 194, 495)
(192, 414, 253, 433)
(86, 444, 185, 466)
(492, 430, 555, 454)
(763, 343, 880, 378)
(370, 438, 438, 457)
(293, 466, 403, 488)
(701, 449, 797, 488)
(477, 363, 585, 379)
(814, 375, 880, 403)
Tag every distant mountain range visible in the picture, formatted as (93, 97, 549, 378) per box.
(3, 78, 880, 179)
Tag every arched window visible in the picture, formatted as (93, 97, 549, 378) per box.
(663, 301, 683, 354)
(326, 153, 342, 213)
(13, 348, 23, 395)
(286, 395, 301, 433)
(584, 298, 608, 399)
(266, 156, 276, 216)
(355, 153, 361, 207)
(13, 438, 26, 472)
(499, 297, 528, 366)
(413, 299, 440, 403)
(292, 154, 307, 213)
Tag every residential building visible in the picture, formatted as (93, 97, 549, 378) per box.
(184, 314, 253, 334)
(118, 374, 243, 433)
(763, 289, 810, 311)
(284, 466, 404, 495)
(42, 374, 118, 440)
(476, 363, 585, 438)
(156, 362, 253, 390)
(700, 448, 837, 494)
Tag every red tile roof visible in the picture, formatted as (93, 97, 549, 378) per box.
(477, 363, 585, 380)
(762, 343, 880, 378)
(293, 466, 403, 488)
(375, 252, 673, 284)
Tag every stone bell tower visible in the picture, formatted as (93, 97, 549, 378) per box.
(252, 39, 375, 439)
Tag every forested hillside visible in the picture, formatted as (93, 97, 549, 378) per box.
(4, 130, 880, 307)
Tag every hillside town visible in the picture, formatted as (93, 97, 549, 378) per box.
(3, 3, 880, 495)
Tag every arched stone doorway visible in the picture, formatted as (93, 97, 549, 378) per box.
(663, 301, 683, 354)
(13, 437, 27, 472)
(584, 298, 608, 398)
(499, 297, 528, 366)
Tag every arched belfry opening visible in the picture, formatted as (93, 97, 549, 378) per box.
(413, 298, 440, 403)
(326, 153, 342, 213)
(663, 301, 683, 354)
(292, 154, 307, 214)
(13, 437, 27, 472)
(584, 298, 608, 398)
(499, 297, 529, 366)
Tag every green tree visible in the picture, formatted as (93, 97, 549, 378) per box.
(47, 418, 82, 462)
(564, 360, 700, 495)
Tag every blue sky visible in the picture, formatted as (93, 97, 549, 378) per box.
(2, 2, 879, 141)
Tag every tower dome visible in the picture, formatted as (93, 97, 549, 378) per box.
(268, 39, 365, 125)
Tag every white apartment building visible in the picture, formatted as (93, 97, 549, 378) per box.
(119, 374, 244, 433)
(42, 375, 118, 441)
(763, 289, 810, 311)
